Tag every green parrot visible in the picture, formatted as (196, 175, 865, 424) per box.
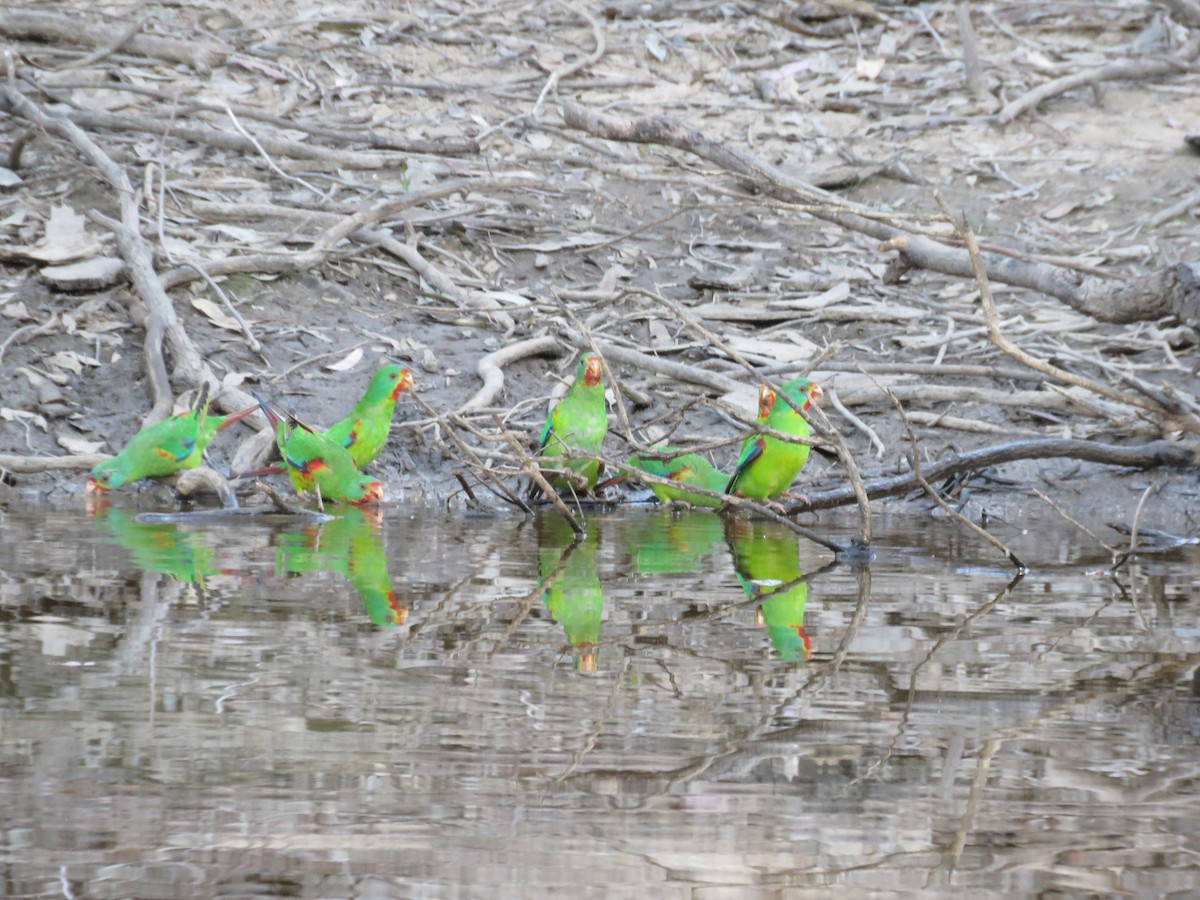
(533, 354, 607, 495)
(274, 508, 405, 626)
(324, 365, 414, 468)
(255, 395, 383, 505)
(87, 384, 256, 493)
(538, 513, 604, 672)
(725, 517, 811, 661)
(627, 449, 729, 508)
(726, 377, 823, 502)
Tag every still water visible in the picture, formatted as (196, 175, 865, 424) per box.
(1, 503, 1198, 898)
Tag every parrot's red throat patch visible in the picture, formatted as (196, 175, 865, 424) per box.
(583, 357, 603, 387)
(391, 369, 415, 400)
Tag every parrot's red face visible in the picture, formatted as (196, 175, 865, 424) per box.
(354, 481, 385, 505)
(583, 356, 603, 387)
(85, 476, 110, 495)
(390, 368, 414, 401)
(758, 386, 777, 419)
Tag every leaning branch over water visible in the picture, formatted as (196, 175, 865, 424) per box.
(788, 439, 1198, 514)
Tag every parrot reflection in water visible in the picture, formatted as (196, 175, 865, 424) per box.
(95, 506, 223, 591)
(626, 508, 727, 576)
(725, 517, 812, 662)
(273, 507, 406, 626)
(538, 513, 604, 672)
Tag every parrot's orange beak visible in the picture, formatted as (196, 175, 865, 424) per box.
(392, 368, 414, 400)
(757, 385, 776, 419)
(577, 650, 598, 673)
(806, 382, 824, 409)
(388, 593, 409, 626)
(583, 356, 603, 387)
(360, 481, 384, 505)
(85, 477, 108, 495)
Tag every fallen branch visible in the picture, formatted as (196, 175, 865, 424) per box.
(787, 439, 1198, 514)
(0, 11, 226, 72)
(0, 453, 108, 473)
(934, 191, 1171, 420)
(560, 100, 1200, 325)
(0, 82, 260, 428)
(997, 35, 1200, 125)
(55, 107, 400, 170)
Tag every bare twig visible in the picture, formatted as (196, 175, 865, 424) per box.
(829, 384, 885, 457)
(223, 104, 324, 196)
(0, 314, 59, 369)
(1032, 489, 1119, 557)
(51, 14, 150, 71)
(533, 0, 607, 117)
(179, 261, 264, 355)
(933, 190, 1171, 421)
(495, 415, 584, 536)
(890, 384, 1022, 568)
(997, 35, 1200, 125)
(407, 392, 534, 514)
(808, 403, 872, 550)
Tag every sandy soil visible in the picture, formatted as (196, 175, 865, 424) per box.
(2, 0, 1199, 536)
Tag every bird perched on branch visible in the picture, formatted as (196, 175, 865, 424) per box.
(531, 353, 607, 497)
(626, 449, 728, 508)
(726, 377, 823, 504)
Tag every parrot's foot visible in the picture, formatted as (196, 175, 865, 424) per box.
(780, 491, 811, 509)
